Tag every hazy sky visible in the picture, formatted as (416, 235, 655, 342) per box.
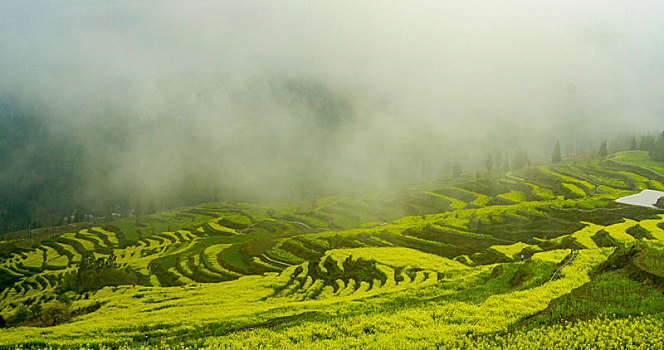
(1, 0, 663, 202)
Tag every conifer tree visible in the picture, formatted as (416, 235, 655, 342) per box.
(640, 135, 655, 151)
(598, 141, 608, 157)
(552, 141, 562, 163)
(649, 131, 664, 162)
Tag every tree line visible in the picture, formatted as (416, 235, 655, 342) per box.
(550, 132, 664, 164)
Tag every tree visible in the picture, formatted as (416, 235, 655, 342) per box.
(598, 141, 608, 157)
(640, 135, 655, 151)
(630, 137, 638, 150)
(63, 252, 138, 293)
(72, 209, 83, 223)
(502, 154, 510, 172)
(39, 301, 70, 327)
(649, 131, 664, 162)
(105, 204, 113, 222)
(485, 155, 494, 173)
(10, 305, 32, 325)
(552, 141, 562, 163)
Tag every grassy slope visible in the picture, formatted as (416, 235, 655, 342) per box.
(614, 150, 664, 174)
(0, 152, 663, 348)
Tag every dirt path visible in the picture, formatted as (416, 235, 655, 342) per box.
(549, 249, 576, 282)
(609, 157, 664, 180)
(260, 254, 294, 267)
(548, 206, 632, 213)
(239, 218, 330, 234)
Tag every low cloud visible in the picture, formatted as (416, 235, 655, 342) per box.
(1, 0, 663, 209)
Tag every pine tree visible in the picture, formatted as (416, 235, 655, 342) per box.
(552, 141, 562, 163)
(105, 204, 113, 222)
(630, 137, 638, 150)
(640, 135, 655, 151)
(649, 131, 664, 162)
(598, 141, 608, 157)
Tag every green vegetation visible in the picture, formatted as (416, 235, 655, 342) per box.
(614, 150, 664, 174)
(1, 151, 664, 349)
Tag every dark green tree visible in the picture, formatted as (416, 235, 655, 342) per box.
(105, 204, 113, 222)
(10, 305, 32, 325)
(72, 209, 83, 223)
(649, 131, 664, 162)
(630, 137, 638, 150)
(639, 135, 655, 151)
(39, 301, 70, 327)
(598, 141, 608, 157)
(552, 141, 562, 163)
(63, 252, 137, 293)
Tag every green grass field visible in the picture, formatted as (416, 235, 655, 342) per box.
(1, 153, 664, 349)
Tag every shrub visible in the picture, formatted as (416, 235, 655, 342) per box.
(63, 253, 139, 293)
(10, 305, 32, 325)
(39, 301, 70, 326)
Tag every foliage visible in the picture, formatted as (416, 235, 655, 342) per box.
(552, 141, 562, 163)
(649, 131, 664, 162)
(0, 151, 663, 348)
(63, 253, 139, 293)
(9, 305, 32, 326)
(39, 301, 71, 327)
(598, 140, 608, 157)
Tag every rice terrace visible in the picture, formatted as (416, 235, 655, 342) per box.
(1, 149, 664, 349)
(2, 1, 664, 349)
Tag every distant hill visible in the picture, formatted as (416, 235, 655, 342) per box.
(0, 102, 84, 233)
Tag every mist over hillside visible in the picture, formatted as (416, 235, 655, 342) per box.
(1, 0, 663, 231)
(4, 2, 664, 348)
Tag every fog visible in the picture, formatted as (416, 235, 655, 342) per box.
(1, 0, 664, 212)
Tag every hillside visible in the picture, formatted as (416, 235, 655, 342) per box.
(1, 151, 664, 349)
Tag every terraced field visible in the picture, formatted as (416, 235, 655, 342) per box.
(1, 151, 664, 349)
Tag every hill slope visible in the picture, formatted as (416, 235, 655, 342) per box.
(1, 151, 664, 349)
